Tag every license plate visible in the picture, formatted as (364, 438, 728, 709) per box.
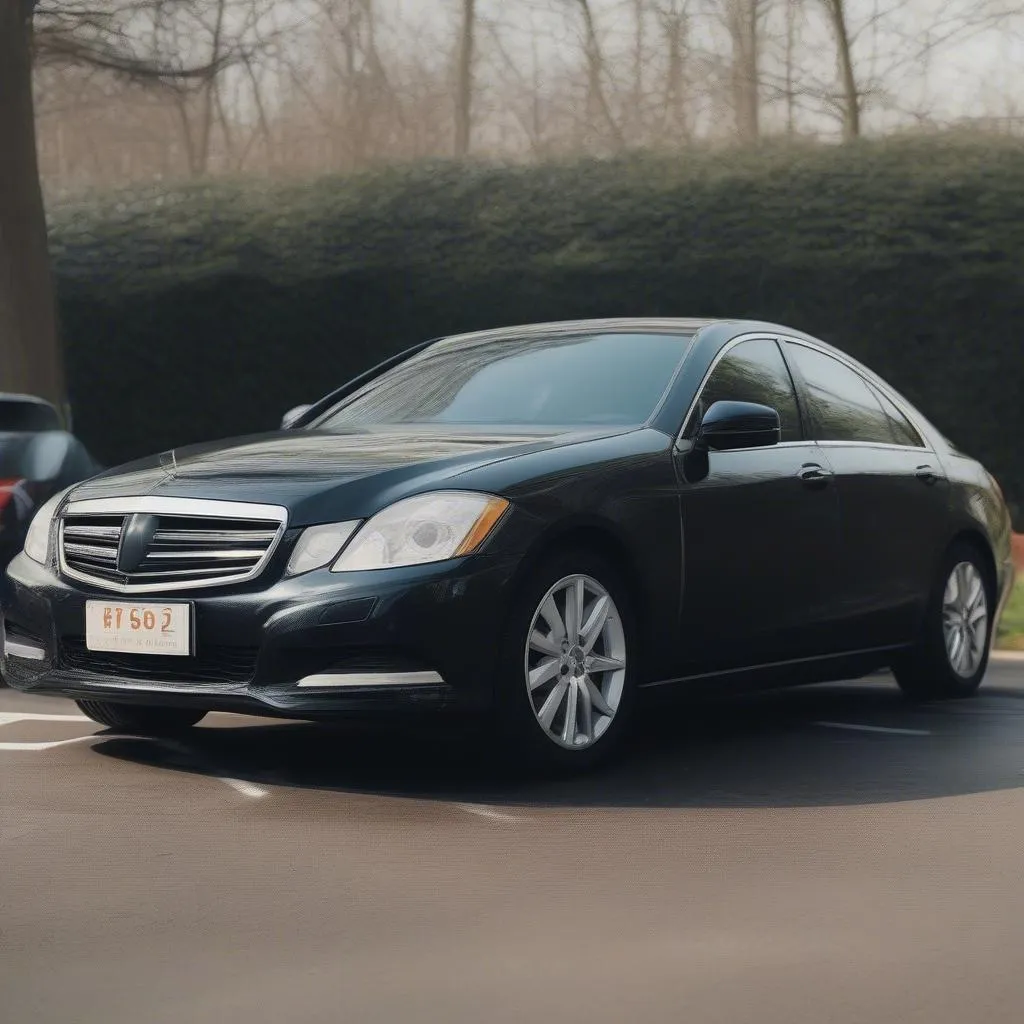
(85, 601, 191, 656)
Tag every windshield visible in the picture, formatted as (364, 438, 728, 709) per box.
(314, 332, 690, 430)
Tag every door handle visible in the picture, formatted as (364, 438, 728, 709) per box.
(798, 463, 834, 488)
(915, 465, 941, 485)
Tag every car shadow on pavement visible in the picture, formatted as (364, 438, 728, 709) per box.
(89, 674, 1024, 809)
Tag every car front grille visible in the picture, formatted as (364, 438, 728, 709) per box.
(58, 498, 287, 593)
(60, 636, 258, 685)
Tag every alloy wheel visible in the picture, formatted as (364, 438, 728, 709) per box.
(523, 574, 627, 750)
(942, 560, 988, 679)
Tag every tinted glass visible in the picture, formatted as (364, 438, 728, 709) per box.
(870, 384, 925, 447)
(785, 344, 893, 444)
(0, 399, 60, 432)
(684, 338, 801, 442)
(316, 333, 689, 429)
(0, 435, 31, 476)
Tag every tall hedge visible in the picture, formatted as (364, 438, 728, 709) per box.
(50, 136, 1024, 525)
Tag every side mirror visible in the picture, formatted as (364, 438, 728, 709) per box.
(281, 404, 312, 430)
(696, 401, 780, 452)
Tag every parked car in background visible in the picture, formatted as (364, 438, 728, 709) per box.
(0, 321, 1016, 768)
(0, 393, 99, 572)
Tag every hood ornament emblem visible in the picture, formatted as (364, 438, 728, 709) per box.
(158, 449, 178, 481)
(117, 513, 160, 574)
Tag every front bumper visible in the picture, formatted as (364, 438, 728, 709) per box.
(1, 551, 521, 719)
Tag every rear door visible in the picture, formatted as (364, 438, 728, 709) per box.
(674, 337, 844, 675)
(782, 340, 950, 649)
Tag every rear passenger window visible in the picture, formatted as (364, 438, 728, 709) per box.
(869, 384, 925, 447)
(684, 338, 801, 442)
(784, 344, 892, 444)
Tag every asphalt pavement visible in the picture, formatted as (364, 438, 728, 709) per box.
(4, 658, 1024, 1024)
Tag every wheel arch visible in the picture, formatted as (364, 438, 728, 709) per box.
(507, 517, 660, 679)
(945, 528, 998, 596)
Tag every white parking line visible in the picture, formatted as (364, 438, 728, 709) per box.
(815, 721, 931, 736)
(0, 722, 274, 799)
(458, 803, 527, 822)
(0, 735, 103, 752)
(219, 777, 270, 799)
(0, 711, 98, 750)
(0, 712, 90, 727)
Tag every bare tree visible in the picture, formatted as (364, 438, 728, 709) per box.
(3, 0, 279, 405)
(0, 0, 63, 406)
(571, 0, 625, 149)
(454, 0, 476, 156)
(22, 0, 1024, 200)
(197, 0, 229, 171)
(652, 0, 694, 143)
(715, 0, 770, 143)
(819, 0, 859, 138)
(782, 0, 800, 133)
(484, 15, 548, 156)
(627, 0, 647, 143)
(32, 0, 255, 78)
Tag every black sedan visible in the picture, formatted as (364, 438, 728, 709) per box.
(1, 319, 1015, 768)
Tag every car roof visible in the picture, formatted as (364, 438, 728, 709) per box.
(433, 317, 822, 347)
(436, 317, 722, 345)
(0, 392, 59, 408)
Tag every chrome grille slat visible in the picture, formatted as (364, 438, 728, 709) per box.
(152, 529, 277, 545)
(130, 565, 260, 580)
(78, 567, 125, 582)
(59, 498, 287, 593)
(63, 525, 121, 542)
(145, 549, 266, 561)
(64, 542, 119, 562)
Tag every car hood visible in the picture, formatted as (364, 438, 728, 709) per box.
(68, 426, 634, 525)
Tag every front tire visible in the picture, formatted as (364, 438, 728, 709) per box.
(894, 542, 994, 700)
(494, 549, 636, 772)
(76, 699, 206, 734)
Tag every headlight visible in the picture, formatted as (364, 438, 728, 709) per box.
(24, 487, 74, 565)
(286, 521, 359, 576)
(332, 491, 509, 571)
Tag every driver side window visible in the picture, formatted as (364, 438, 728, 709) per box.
(684, 338, 802, 442)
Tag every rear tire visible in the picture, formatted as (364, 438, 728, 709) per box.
(493, 548, 636, 773)
(893, 542, 994, 700)
(76, 699, 206, 734)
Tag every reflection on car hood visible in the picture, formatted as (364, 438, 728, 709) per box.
(69, 426, 632, 524)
